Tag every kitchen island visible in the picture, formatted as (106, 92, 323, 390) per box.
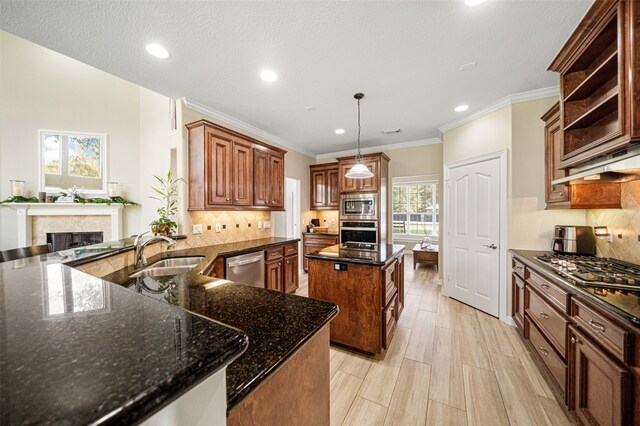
(306, 243, 405, 355)
(0, 237, 338, 425)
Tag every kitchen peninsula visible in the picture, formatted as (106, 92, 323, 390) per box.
(307, 242, 404, 355)
(0, 238, 338, 425)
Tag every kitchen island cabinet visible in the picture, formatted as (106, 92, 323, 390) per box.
(306, 243, 404, 355)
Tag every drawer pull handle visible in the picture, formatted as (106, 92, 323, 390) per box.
(589, 320, 606, 332)
(541, 284, 550, 290)
(571, 336, 582, 345)
(538, 348, 549, 357)
(540, 312, 549, 319)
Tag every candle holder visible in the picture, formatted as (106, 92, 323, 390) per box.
(10, 180, 26, 197)
(107, 182, 119, 197)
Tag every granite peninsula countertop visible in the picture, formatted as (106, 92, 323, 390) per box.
(0, 236, 337, 424)
(305, 242, 405, 266)
(510, 249, 640, 327)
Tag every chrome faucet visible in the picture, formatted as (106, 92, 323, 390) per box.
(134, 232, 176, 269)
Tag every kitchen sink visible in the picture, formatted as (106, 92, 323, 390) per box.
(146, 256, 205, 268)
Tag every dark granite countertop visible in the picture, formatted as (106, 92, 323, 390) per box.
(0, 236, 333, 425)
(103, 237, 337, 412)
(510, 249, 640, 328)
(0, 253, 248, 425)
(305, 243, 405, 266)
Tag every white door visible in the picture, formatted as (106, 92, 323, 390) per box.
(445, 156, 501, 316)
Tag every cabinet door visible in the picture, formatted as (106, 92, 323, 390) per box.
(254, 150, 270, 207)
(233, 142, 253, 206)
(543, 103, 570, 207)
(570, 326, 631, 426)
(284, 254, 298, 293)
(270, 154, 284, 207)
(311, 170, 327, 209)
(339, 159, 378, 193)
(265, 260, 283, 291)
(512, 273, 525, 332)
(327, 168, 340, 208)
(206, 133, 233, 206)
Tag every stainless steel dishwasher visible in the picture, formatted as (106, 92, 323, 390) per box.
(225, 251, 265, 287)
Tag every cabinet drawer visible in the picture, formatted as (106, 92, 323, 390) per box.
(383, 294, 397, 349)
(512, 257, 526, 279)
(265, 247, 284, 261)
(527, 269, 569, 313)
(571, 298, 634, 364)
(284, 243, 298, 256)
(526, 286, 568, 358)
(525, 317, 566, 398)
(304, 235, 339, 246)
(382, 262, 396, 307)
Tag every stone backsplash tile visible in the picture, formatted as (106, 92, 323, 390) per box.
(587, 180, 640, 264)
(187, 211, 272, 246)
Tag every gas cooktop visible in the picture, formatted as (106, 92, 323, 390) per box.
(535, 253, 640, 291)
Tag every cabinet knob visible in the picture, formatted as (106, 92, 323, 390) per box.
(279, 262, 282, 266)
(541, 284, 550, 290)
(571, 336, 582, 345)
(235, 198, 238, 201)
(539, 312, 549, 319)
(226, 198, 230, 201)
(588, 320, 606, 332)
(538, 348, 549, 357)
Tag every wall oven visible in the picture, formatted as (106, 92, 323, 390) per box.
(340, 194, 378, 220)
(340, 221, 378, 244)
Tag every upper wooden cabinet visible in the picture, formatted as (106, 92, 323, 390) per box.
(254, 147, 284, 208)
(310, 163, 339, 210)
(337, 153, 389, 193)
(549, 0, 640, 168)
(187, 120, 286, 211)
(542, 102, 571, 208)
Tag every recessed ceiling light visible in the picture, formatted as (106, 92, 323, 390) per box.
(145, 43, 169, 59)
(260, 70, 277, 82)
(465, 0, 486, 5)
(335, 128, 345, 134)
(454, 105, 469, 112)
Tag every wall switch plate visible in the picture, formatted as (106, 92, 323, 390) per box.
(258, 221, 262, 229)
(264, 221, 271, 229)
(192, 224, 203, 234)
(215, 223, 222, 233)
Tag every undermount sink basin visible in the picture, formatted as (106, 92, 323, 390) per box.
(146, 256, 205, 268)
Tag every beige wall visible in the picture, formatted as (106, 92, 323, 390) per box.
(442, 98, 586, 252)
(0, 31, 143, 249)
(510, 98, 586, 249)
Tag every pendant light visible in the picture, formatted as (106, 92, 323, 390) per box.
(345, 93, 374, 179)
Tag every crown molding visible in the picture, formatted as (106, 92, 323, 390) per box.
(315, 138, 442, 160)
(181, 97, 317, 158)
(437, 86, 560, 134)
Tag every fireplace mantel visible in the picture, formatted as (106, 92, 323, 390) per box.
(2, 203, 123, 247)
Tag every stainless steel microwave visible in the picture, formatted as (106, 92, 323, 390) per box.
(340, 194, 378, 220)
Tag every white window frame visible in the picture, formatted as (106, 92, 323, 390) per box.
(392, 174, 439, 241)
(38, 129, 109, 195)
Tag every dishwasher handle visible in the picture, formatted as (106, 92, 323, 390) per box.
(227, 255, 264, 268)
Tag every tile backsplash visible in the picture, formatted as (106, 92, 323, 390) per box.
(587, 180, 640, 264)
(315, 210, 339, 233)
(187, 210, 272, 244)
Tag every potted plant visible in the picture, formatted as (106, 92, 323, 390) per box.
(150, 170, 184, 236)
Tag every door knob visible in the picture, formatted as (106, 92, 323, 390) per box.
(483, 244, 498, 249)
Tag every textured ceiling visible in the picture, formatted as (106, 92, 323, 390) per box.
(0, 0, 593, 156)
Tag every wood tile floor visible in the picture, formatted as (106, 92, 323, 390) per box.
(296, 255, 575, 425)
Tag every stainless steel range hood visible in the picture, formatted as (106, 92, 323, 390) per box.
(552, 146, 640, 185)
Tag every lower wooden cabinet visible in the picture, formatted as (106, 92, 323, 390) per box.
(526, 316, 567, 401)
(569, 325, 632, 426)
(303, 233, 339, 272)
(512, 273, 525, 331)
(265, 259, 283, 291)
(284, 254, 299, 293)
(265, 243, 298, 293)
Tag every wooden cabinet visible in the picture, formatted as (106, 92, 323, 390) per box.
(187, 119, 286, 211)
(302, 233, 339, 272)
(549, 0, 640, 168)
(512, 253, 639, 425)
(336, 153, 388, 194)
(393, 253, 405, 318)
(265, 243, 298, 293)
(569, 326, 632, 426)
(310, 163, 340, 210)
(542, 103, 571, 208)
(254, 148, 284, 209)
(512, 273, 525, 331)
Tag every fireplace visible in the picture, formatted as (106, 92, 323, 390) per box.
(47, 232, 104, 251)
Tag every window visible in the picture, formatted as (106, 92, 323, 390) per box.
(40, 130, 107, 193)
(392, 177, 439, 237)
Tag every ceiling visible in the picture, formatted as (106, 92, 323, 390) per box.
(0, 0, 593, 156)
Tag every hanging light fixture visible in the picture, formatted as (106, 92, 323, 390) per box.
(345, 93, 374, 179)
